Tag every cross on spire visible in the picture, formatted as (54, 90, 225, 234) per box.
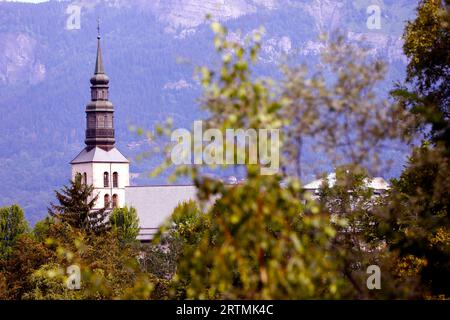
(97, 17, 100, 39)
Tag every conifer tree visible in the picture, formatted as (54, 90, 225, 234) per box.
(48, 173, 110, 234)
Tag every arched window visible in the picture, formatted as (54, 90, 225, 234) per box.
(112, 194, 118, 208)
(104, 194, 110, 208)
(83, 172, 87, 184)
(113, 172, 118, 188)
(103, 172, 109, 187)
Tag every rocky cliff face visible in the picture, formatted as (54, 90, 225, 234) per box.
(149, 0, 278, 30)
(0, 32, 46, 86)
(0, 0, 413, 86)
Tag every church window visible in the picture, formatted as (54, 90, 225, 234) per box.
(112, 194, 118, 208)
(104, 194, 110, 208)
(113, 172, 118, 188)
(83, 172, 87, 184)
(103, 172, 109, 187)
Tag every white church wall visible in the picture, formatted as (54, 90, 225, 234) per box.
(125, 185, 197, 240)
(91, 162, 129, 189)
(71, 162, 129, 209)
(71, 162, 92, 183)
(92, 162, 129, 209)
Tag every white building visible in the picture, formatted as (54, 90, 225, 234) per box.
(303, 173, 390, 197)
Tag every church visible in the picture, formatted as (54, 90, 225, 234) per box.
(70, 35, 389, 241)
(70, 34, 197, 241)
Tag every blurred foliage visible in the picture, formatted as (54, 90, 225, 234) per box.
(1, 220, 154, 300)
(21, 263, 82, 300)
(281, 36, 413, 177)
(171, 174, 347, 299)
(318, 166, 381, 298)
(144, 201, 206, 278)
(140, 201, 208, 299)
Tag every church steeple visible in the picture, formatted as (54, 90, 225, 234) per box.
(71, 24, 129, 213)
(85, 29, 115, 151)
(94, 20, 104, 75)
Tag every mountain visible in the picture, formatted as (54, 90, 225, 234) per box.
(0, 0, 417, 224)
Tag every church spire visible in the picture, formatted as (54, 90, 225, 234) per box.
(94, 18, 104, 75)
(85, 27, 115, 151)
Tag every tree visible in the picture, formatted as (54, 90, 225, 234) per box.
(0, 234, 53, 299)
(381, 0, 450, 299)
(48, 173, 109, 234)
(0, 271, 7, 299)
(33, 216, 55, 242)
(144, 201, 206, 281)
(21, 223, 154, 300)
(378, 143, 450, 297)
(317, 166, 394, 298)
(280, 34, 412, 178)
(394, 0, 450, 149)
(171, 174, 348, 299)
(141, 201, 208, 298)
(110, 206, 140, 244)
(0, 204, 29, 259)
(21, 263, 82, 300)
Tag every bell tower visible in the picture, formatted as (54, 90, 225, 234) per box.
(85, 29, 115, 150)
(70, 29, 129, 210)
